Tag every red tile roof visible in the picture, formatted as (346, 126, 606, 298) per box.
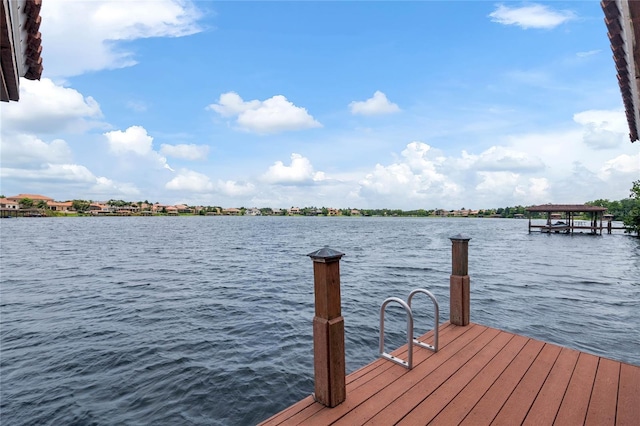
(602, 0, 640, 142)
(6, 193, 54, 201)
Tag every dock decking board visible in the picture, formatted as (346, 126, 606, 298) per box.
(259, 323, 639, 426)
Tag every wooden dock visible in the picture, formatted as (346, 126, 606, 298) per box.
(260, 321, 639, 425)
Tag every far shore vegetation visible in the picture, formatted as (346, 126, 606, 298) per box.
(2, 180, 639, 236)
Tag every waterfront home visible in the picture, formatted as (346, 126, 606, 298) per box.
(223, 207, 241, 215)
(152, 203, 169, 214)
(88, 203, 110, 214)
(351, 209, 361, 216)
(246, 207, 261, 216)
(0, 199, 19, 210)
(166, 206, 178, 216)
(47, 201, 74, 213)
(175, 204, 192, 214)
(6, 193, 54, 204)
(288, 207, 302, 215)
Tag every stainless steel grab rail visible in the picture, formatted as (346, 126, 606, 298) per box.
(378, 289, 440, 370)
(379, 297, 414, 369)
(408, 288, 439, 352)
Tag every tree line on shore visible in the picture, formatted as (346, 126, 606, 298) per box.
(3, 180, 639, 235)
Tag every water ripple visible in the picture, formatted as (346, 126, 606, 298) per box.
(1, 216, 638, 425)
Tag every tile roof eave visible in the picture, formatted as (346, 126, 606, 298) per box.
(602, 0, 639, 142)
(0, 0, 43, 102)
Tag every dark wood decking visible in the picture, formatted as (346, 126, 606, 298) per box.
(260, 322, 639, 425)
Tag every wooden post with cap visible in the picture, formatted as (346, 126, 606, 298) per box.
(449, 234, 471, 326)
(307, 247, 346, 407)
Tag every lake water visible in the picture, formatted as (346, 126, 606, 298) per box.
(1, 216, 638, 425)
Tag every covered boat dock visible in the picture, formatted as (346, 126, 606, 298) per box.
(525, 204, 608, 235)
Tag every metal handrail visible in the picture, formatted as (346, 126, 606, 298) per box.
(379, 297, 414, 370)
(407, 289, 439, 352)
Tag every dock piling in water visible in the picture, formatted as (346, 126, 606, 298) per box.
(307, 247, 346, 408)
(449, 234, 471, 326)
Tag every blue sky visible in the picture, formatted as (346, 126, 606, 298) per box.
(1, 0, 638, 209)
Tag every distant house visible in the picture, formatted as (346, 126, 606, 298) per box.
(514, 214, 526, 219)
(6, 193, 54, 204)
(351, 209, 361, 216)
(272, 208, 283, 216)
(152, 204, 169, 214)
(328, 208, 340, 216)
(223, 207, 241, 215)
(246, 207, 261, 216)
(175, 204, 193, 214)
(288, 207, 301, 215)
(434, 209, 447, 217)
(88, 203, 110, 214)
(166, 206, 179, 215)
(0, 198, 19, 210)
(47, 201, 74, 212)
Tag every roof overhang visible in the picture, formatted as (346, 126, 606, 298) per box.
(602, 0, 640, 142)
(1, 0, 43, 102)
(525, 204, 608, 213)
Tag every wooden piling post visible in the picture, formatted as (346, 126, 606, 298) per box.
(307, 247, 346, 408)
(449, 234, 471, 326)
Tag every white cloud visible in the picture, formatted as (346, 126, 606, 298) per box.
(0, 134, 73, 167)
(40, 0, 202, 77)
(165, 170, 256, 197)
(471, 146, 545, 172)
(349, 91, 401, 115)
(165, 169, 215, 192)
(0, 78, 103, 134)
(358, 142, 460, 204)
(0, 164, 140, 197)
(598, 152, 640, 179)
(208, 92, 260, 117)
(262, 153, 326, 184)
(527, 177, 551, 201)
(104, 126, 174, 171)
(92, 177, 141, 196)
(1, 164, 96, 183)
(126, 100, 149, 112)
(573, 109, 627, 149)
(216, 180, 256, 197)
(576, 50, 600, 58)
(207, 92, 321, 133)
(160, 144, 209, 160)
(489, 4, 574, 29)
(475, 171, 520, 193)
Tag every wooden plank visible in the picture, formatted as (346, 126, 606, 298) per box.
(617, 362, 640, 425)
(554, 352, 599, 425)
(260, 323, 640, 426)
(585, 357, 620, 426)
(458, 338, 545, 425)
(429, 333, 529, 426)
(395, 330, 514, 425)
(282, 324, 480, 425)
(491, 343, 562, 425)
(522, 347, 580, 425)
(363, 326, 501, 425)
(257, 395, 316, 425)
